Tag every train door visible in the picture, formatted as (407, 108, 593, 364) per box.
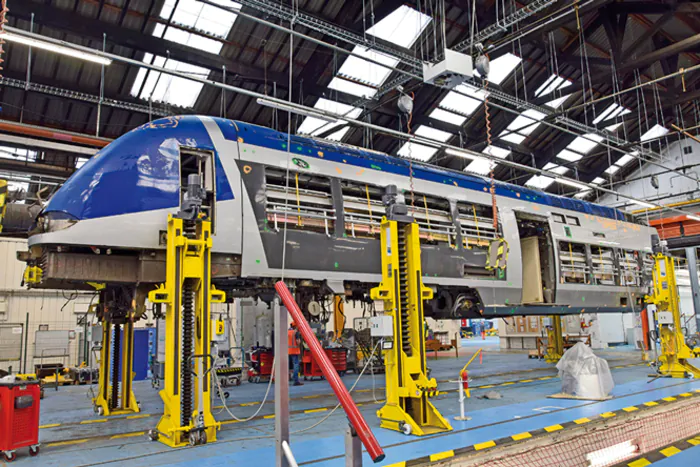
(515, 212, 556, 304)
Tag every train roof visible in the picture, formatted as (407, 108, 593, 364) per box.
(224, 119, 630, 223)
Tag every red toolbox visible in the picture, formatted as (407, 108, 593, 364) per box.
(0, 379, 41, 462)
(325, 348, 347, 376)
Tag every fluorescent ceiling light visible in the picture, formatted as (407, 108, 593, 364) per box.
(687, 215, 700, 222)
(556, 178, 588, 190)
(257, 98, 338, 123)
(632, 200, 655, 209)
(586, 440, 639, 467)
(3, 32, 112, 65)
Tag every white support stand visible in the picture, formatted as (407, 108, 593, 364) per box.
(275, 298, 290, 467)
(453, 377, 471, 421)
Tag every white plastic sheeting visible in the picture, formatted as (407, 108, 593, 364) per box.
(557, 342, 614, 399)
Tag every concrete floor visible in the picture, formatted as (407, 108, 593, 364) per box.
(11, 343, 696, 466)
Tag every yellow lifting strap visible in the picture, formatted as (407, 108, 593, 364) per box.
(485, 238, 509, 271)
(422, 195, 433, 240)
(365, 184, 374, 233)
(568, 242, 576, 279)
(294, 172, 302, 226)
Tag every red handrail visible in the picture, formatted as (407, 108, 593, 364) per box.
(275, 281, 385, 463)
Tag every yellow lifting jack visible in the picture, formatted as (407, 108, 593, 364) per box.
(646, 252, 700, 379)
(92, 286, 140, 416)
(371, 186, 452, 437)
(148, 169, 225, 447)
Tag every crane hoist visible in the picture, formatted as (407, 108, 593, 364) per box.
(371, 185, 452, 437)
(148, 158, 225, 447)
(92, 286, 140, 416)
(646, 252, 700, 379)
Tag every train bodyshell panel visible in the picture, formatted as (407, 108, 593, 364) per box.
(30, 116, 655, 311)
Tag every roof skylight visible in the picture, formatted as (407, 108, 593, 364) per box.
(591, 177, 605, 185)
(557, 149, 583, 162)
(525, 175, 555, 189)
(568, 133, 604, 154)
(463, 145, 510, 175)
(535, 75, 572, 108)
(297, 98, 362, 137)
(477, 53, 521, 85)
(593, 103, 630, 125)
(438, 84, 486, 117)
(429, 108, 467, 125)
(397, 125, 452, 162)
(131, 54, 208, 108)
(641, 124, 669, 142)
(543, 162, 569, 175)
(328, 6, 430, 99)
(131, 1, 241, 107)
(500, 109, 546, 144)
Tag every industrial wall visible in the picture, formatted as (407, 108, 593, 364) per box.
(0, 238, 95, 374)
(597, 137, 700, 209)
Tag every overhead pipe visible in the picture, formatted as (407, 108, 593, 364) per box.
(0, 119, 111, 148)
(274, 281, 385, 463)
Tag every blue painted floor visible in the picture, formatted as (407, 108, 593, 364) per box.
(653, 444, 700, 466)
(12, 349, 692, 466)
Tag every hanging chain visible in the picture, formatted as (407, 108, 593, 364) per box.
(0, 0, 8, 79)
(483, 78, 498, 231)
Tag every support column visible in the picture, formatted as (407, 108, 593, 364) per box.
(686, 247, 700, 335)
(274, 297, 290, 467)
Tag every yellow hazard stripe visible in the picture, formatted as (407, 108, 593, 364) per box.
(474, 440, 496, 450)
(111, 432, 145, 439)
(511, 432, 532, 441)
(80, 419, 108, 424)
(40, 423, 61, 429)
(47, 439, 89, 447)
(430, 450, 454, 461)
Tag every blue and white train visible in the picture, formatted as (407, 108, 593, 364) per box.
(23, 116, 655, 319)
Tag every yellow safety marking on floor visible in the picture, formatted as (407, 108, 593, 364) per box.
(474, 441, 496, 450)
(643, 401, 659, 407)
(662, 397, 677, 402)
(39, 423, 61, 429)
(544, 424, 563, 432)
(600, 412, 617, 418)
(127, 414, 151, 420)
(384, 462, 406, 467)
(304, 408, 328, 414)
(622, 406, 639, 412)
(479, 385, 495, 389)
(241, 402, 261, 406)
(500, 382, 515, 386)
(519, 379, 534, 383)
(356, 389, 371, 393)
(438, 391, 449, 395)
(80, 419, 108, 424)
(356, 403, 364, 406)
(574, 418, 591, 424)
(302, 395, 321, 399)
(47, 439, 89, 447)
(220, 420, 242, 425)
(538, 377, 552, 380)
(660, 446, 681, 457)
(688, 437, 700, 446)
(263, 414, 275, 419)
(110, 432, 145, 439)
(679, 392, 693, 397)
(627, 458, 651, 467)
(511, 432, 532, 441)
(429, 450, 454, 461)
(696, 389, 700, 393)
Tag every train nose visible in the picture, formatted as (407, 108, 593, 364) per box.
(40, 116, 224, 223)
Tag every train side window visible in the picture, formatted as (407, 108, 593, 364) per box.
(566, 216, 580, 226)
(340, 181, 384, 238)
(552, 213, 566, 224)
(591, 245, 617, 286)
(411, 193, 455, 246)
(264, 167, 335, 236)
(456, 202, 500, 250)
(559, 241, 589, 284)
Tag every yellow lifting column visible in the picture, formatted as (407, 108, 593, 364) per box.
(646, 253, 700, 378)
(92, 287, 140, 416)
(371, 186, 452, 437)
